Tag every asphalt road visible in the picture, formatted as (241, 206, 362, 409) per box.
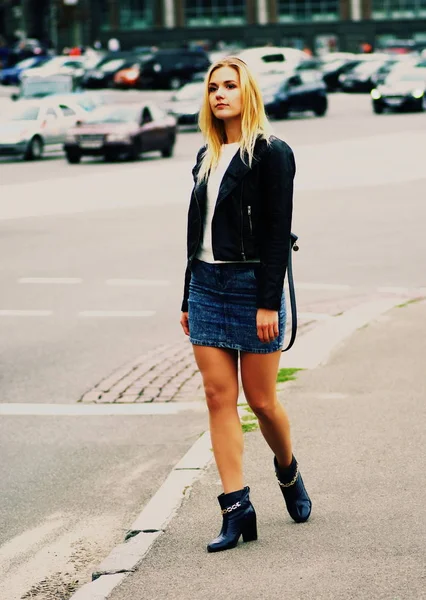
(1, 91, 426, 599)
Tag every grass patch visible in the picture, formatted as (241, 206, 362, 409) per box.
(276, 368, 303, 383)
(242, 421, 258, 433)
(241, 414, 256, 422)
(396, 297, 423, 309)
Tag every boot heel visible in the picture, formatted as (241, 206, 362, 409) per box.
(241, 514, 258, 543)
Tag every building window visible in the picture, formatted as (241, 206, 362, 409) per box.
(372, 0, 426, 19)
(278, 0, 339, 22)
(119, 0, 153, 29)
(99, 0, 111, 31)
(185, 0, 246, 27)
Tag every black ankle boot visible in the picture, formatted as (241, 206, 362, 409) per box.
(207, 486, 257, 553)
(274, 455, 312, 523)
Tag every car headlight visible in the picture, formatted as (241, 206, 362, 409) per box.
(106, 133, 131, 143)
(371, 89, 382, 100)
(411, 89, 424, 99)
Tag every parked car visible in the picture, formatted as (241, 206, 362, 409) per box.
(237, 47, 309, 74)
(260, 72, 328, 119)
(0, 56, 50, 85)
(64, 103, 177, 163)
(0, 98, 87, 160)
(138, 49, 211, 90)
(12, 73, 77, 101)
(339, 58, 392, 92)
(163, 80, 204, 126)
(22, 56, 87, 84)
(81, 53, 143, 89)
(371, 68, 426, 113)
(321, 58, 363, 92)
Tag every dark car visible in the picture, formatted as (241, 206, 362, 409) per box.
(322, 58, 363, 92)
(163, 80, 204, 126)
(0, 55, 50, 85)
(339, 58, 393, 93)
(64, 103, 177, 163)
(371, 68, 426, 114)
(260, 72, 328, 119)
(81, 53, 142, 89)
(138, 49, 211, 90)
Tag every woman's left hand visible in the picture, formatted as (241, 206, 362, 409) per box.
(256, 308, 279, 343)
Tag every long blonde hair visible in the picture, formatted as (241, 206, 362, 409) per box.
(197, 57, 272, 183)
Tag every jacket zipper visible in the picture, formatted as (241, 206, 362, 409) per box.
(247, 205, 253, 236)
(240, 183, 246, 261)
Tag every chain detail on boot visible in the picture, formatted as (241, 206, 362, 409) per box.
(274, 456, 312, 523)
(207, 486, 257, 553)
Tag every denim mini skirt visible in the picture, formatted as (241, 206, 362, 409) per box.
(188, 258, 286, 354)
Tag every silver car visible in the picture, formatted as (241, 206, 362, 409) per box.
(0, 98, 86, 160)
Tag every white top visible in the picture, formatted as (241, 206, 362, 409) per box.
(196, 143, 259, 264)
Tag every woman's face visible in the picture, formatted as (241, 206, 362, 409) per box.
(208, 66, 242, 122)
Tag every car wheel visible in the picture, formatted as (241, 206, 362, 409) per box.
(276, 104, 289, 120)
(169, 77, 182, 91)
(105, 150, 119, 162)
(127, 140, 140, 161)
(373, 104, 384, 114)
(66, 150, 81, 164)
(161, 144, 174, 158)
(24, 136, 43, 161)
(314, 98, 328, 117)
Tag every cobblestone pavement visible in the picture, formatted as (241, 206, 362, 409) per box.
(79, 287, 419, 405)
(79, 340, 204, 404)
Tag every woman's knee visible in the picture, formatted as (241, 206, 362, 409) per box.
(246, 394, 277, 419)
(204, 382, 237, 413)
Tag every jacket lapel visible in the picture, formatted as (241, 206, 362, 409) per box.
(216, 151, 251, 207)
(193, 138, 267, 212)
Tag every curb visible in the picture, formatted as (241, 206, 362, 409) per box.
(69, 431, 213, 600)
(69, 296, 408, 600)
(280, 296, 406, 369)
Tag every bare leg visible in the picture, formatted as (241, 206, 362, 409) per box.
(192, 345, 243, 493)
(240, 350, 292, 468)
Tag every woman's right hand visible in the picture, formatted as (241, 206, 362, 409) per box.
(180, 312, 189, 336)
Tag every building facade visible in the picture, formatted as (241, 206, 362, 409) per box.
(1, 0, 426, 54)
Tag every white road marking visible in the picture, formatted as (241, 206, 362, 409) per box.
(78, 310, 155, 318)
(106, 279, 170, 286)
(18, 277, 83, 284)
(0, 402, 205, 416)
(0, 310, 52, 317)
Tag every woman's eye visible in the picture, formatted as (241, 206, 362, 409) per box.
(227, 84, 236, 89)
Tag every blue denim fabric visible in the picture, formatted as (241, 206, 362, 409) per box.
(188, 259, 286, 353)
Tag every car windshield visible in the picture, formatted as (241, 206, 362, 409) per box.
(99, 59, 126, 73)
(38, 57, 66, 68)
(16, 57, 38, 69)
(351, 61, 384, 76)
(260, 77, 285, 93)
(173, 83, 204, 101)
(7, 106, 40, 121)
(84, 106, 139, 124)
(388, 70, 426, 84)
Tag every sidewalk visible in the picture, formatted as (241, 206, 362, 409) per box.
(104, 300, 426, 599)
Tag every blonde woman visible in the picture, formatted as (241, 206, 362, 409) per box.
(180, 57, 311, 553)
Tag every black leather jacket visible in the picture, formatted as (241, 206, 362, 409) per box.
(181, 135, 295, 312)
